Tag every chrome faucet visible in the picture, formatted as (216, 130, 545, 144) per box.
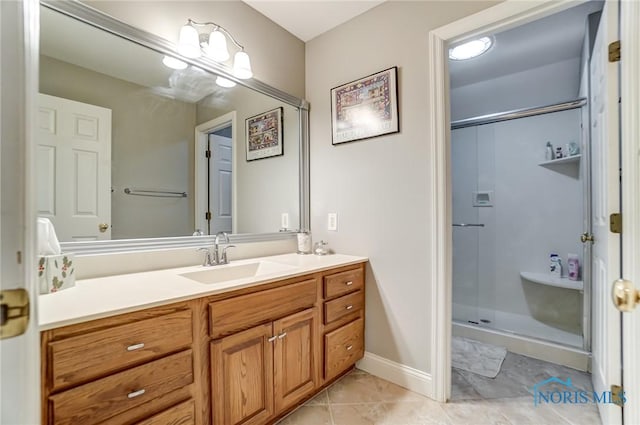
(197, 232, 235, 266)
(215, 231, 235, 265)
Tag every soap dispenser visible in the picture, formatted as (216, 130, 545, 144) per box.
(313, 240, 329, 256)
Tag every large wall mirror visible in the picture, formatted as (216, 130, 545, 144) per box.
(38, 1, 309, 254)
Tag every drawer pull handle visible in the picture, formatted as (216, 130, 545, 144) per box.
(345, 281, 353, 286)
(126, 343, 145, 351)
(127, 389, 146, 399)
(268, 336, 277, 343)
(346, 345, 353, 351)
(278, 332, 287, 339)
(345, 305, 354, 310)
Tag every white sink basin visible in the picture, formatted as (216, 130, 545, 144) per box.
(180, 261, 297, 284)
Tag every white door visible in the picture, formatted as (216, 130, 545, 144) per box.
(590, 1, 621, 424)
(37, 93, 112, 241)
(0, 0, 40, 423)
(209, 132, 232, 234)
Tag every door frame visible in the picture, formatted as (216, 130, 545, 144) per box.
(621, 1, 640, 422)
(194, 111, 237, 235)
(427, 0, 638, 403)
(0, 0, 40, 422)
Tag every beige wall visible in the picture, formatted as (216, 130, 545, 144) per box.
(40, 55, 196, 239)
(198, 91, 300, 234)
(306, 1, 499, 374)
(84, 1, 305, 99)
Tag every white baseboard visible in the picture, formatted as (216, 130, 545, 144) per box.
(356, 351, 433, 399)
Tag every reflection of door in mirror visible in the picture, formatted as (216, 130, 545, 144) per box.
(195, 112, 237, 235)
(208, 127, 233, 235)
(37, 94, 112, 241)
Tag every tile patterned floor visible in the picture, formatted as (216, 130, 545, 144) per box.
(277, 353, 602, 425)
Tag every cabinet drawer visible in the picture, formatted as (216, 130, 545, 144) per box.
(49, 350, 193, 425)
(134, 399, 195, 425)
(323, 268, 363, 299)
(324, 318, 364, 380)
(48, 309, 192, 391)
(324, 290, 363, 324)
(209, 278, 317, 338)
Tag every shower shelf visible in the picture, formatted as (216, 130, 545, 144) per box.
(538, 154, 581, 166)
(520, 271, 583, 291)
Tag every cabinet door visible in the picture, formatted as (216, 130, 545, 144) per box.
(211, 323, 274, 425)
(273, 308, 318, 412)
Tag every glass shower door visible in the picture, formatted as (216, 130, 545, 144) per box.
(451, 126, 482, 325)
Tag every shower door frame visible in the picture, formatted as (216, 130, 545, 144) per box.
(427, 0, 605, 404)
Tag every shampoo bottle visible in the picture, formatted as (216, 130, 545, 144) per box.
(568, 254, 580, 281)
(545, 142, 555, 160)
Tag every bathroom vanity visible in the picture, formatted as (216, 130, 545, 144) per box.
(39, 254, 367, 425)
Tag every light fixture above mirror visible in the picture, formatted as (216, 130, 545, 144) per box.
(167, 18, 253, 81)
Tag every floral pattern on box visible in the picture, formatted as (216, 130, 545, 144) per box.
(38, 254, 75, 294)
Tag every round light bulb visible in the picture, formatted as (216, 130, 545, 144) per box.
(207, 30, 230, 62)
(216, 76, 236, 88)
(177, 23, 201, 58)
(233, 51, 253, 79)
(162, 55, 188, 70)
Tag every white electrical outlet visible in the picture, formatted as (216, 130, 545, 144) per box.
(327, 213, 338, 231)
(281, 213, 289, 229)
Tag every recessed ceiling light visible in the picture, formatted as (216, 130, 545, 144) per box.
(449, 37, 493, 61)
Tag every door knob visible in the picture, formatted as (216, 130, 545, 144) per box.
(612, 279, 640, 312)
(581, 232, 594, 243)
(98, 223, 109, 233)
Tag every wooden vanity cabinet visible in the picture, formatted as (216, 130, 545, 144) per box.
(321, 264, 366, 383)
(208, 277, 320, 425)
(41, 302, 200, 425)
(40, 261, 366, 425)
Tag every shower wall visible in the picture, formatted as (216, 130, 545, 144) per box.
(452, 109, 584, 332)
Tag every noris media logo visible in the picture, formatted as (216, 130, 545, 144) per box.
(532, 377, 626, 406)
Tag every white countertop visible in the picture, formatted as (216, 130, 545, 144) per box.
(39, 253, 368, 331)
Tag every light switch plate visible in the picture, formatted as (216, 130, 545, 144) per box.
(281, 213, 289, 229)
(328, 213, 337, 231)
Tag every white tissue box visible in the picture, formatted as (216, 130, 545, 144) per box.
(38, 254, 76, 294)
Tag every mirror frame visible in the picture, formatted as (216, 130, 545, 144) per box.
(42, 0, 310, 255)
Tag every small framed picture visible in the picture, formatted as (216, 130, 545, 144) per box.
(245, 107, 284, 161)
(331, 66, 399, 145)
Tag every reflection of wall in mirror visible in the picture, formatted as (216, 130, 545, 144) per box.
(40, 55, 196, 240)
(197, 91, 300, 234)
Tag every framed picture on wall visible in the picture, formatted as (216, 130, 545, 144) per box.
(245, 107, 284, 161)
(330, 66, 399, 145)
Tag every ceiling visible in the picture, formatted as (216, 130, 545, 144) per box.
(449, 1, 604, 88)
(243, 0, 602, 88)
(243, 0, 385, 42)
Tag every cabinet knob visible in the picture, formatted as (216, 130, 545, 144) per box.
(346, 345, 353, 351)
(267, 336, 277, 343)
(126, 343, 145, 351)
(345, 281, 353, 286)
(345, 305, 353, 310)
(127, 389, 146, 399)
(278, 332, 287, 339)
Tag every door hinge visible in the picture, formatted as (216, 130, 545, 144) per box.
(0, 289, 30, 340)
(611, 384, 624, 406)
(205, 211, 212, 221)
(610, 213, 622, 234)
(205, 150, 211, 158)
(608, 40, 621, 62)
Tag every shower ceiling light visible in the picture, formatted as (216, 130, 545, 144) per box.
(449, 37, 493, 60)
(167, 18, 253, 79)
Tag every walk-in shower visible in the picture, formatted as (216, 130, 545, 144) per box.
(450, 100, 591, 369)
